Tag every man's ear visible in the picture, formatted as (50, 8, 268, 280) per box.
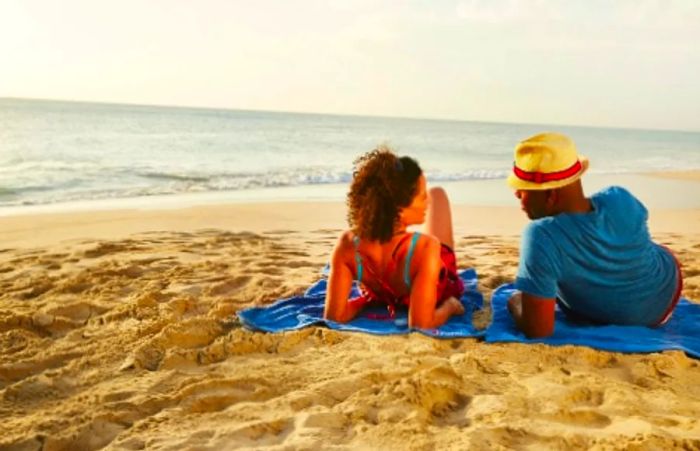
(545, 189, 558, 208)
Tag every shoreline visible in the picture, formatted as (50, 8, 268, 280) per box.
(1, 202, 699, 250)
(1, 170, 700, 221)
(1, 170, 699, 249)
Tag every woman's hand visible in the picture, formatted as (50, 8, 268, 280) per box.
(444, 296, 465, 316)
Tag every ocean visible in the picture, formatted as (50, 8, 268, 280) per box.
(1, 97, 699, 211)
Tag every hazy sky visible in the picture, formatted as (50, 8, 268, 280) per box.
(1, 0, 699, 130)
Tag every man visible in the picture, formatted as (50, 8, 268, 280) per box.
(506, 132, 683, 338)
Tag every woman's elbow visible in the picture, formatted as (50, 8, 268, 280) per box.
(408, 312, 438, 330)
(323, 309, 341, 322)
(323, 307, 349, 323)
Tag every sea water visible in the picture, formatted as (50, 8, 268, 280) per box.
(1, 97, 699, 211)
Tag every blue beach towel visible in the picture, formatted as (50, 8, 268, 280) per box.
(238, 268, 485, 338)
(486, 283, 700, 358)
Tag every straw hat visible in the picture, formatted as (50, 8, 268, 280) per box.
(507, 132, 589, 191)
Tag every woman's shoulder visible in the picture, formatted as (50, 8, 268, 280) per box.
(335, 230, 358, 251)
(330, 230, 358, 265)
(404, 233, 442, 280)
(414, 231, 439, 245)
(411, 232, 441, 256)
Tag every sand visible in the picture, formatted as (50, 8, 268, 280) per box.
(1, 197, 700, 449)
(649, 171, 700, 183)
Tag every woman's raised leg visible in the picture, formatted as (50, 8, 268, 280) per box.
(422, 186, 455, 249)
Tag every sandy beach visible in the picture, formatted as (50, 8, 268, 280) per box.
(1, 176, 700, 450)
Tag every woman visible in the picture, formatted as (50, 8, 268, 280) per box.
(323, 146, 465, 329)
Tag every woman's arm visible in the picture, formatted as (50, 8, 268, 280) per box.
(408, 237, 463, 329)
(324, 232, 365, 322)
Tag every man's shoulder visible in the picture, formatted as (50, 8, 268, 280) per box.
(521, 219, 560, 253)
(592, 185, 639, 206)
(592, 185, 648, 222)
(523, 217, 557, 238)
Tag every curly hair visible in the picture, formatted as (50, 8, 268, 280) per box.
(347, 145, 423, 242)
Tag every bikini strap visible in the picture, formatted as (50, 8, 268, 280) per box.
(353, 235, 363, 283)
(404, 232, 421, 289)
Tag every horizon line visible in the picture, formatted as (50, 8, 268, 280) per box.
(2, 95, 698, 135)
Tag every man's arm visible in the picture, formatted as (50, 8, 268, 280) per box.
(507, 291, 555, 338)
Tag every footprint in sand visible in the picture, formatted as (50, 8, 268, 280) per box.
(47, 301, 104, 323)
(0, 350, 83, 384)
(207, 276, 252, 296)
(480, 273, 513, 290)
(39, 416, 127, 451)
(0, 329, 41, 355)
(683, 268, 700, 278)
(312, 228, 342, 234)
(284, 260, 316, 269)
(298, 411, 347, 430)
(461, 235, 487, 241)
(0, 265, 14, 274)
(647, 416, 681, 427)
(2, 374, 59, 403)
(562, 386, 605, 407)
(178, 378, 274, 413)
(226, 418, 292, 444)
(304, 239, 334, 246)
(264, 230, 297, 235)
(548, 409, 612, 428)
(276, 250, 310, 258)
(123, 318, 224, 371)
(19, 279, 55, 300)
(83, 242, 129, 258)
(56, 276, 91, 295)
(42, 261, 62, 270)
(433, 393, 472, 428)
(256, 266, 285, 277)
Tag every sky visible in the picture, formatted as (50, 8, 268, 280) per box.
(1, 0, 699, 131)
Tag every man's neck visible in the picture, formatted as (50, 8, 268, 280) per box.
(554, 181, 592, 215)
(558, 196, 592, 215)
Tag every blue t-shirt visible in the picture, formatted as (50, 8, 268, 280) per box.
(515, 186, 678, 325)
